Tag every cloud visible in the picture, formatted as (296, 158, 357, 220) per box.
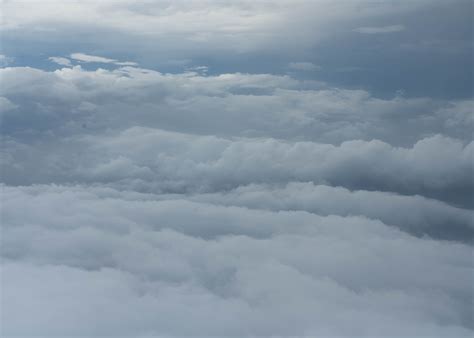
(0, 54, 14, 66)
(0, 2, 472, 338)
(2, 1, 471, 100)
(189, 182, 474, 242)
(0, 97, 17, 114)
(1, 25, 472, 334)
(70, 53, 118, 63)
(48, 56, 72, 66)
(1, 66, 472, 147)
(2, 184, 473, 336)
(353, 25, 406, 34)
(0, 1, 434, 56)
(1, 65, 472, 208)
(70, 53, 138, 66)
(2, 125, 473, 209)
(186, 65, 209, 74)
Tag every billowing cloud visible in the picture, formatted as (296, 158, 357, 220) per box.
(2, 74, 472, 337)
(1, 1, 473, 336)
(3, 126, 472, 208)
(1, 66, 472, 146)
(189, 183, 474, 242)
(2, 184, 473, 336)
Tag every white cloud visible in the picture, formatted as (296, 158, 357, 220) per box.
(1, 65, 472, 207)
(0, 97, 17, 113)
(353, 25, 406, 34)
(2, 184, 473, 336)
(48, 56, 72, 66)
(70, 52, 117, 63)
(186, 65, 209, 74)
(0, 1, 433, 55)
(1, 65, 471, 146)
(0, 54, 14, 66)
(189, 182, 474, 241)
(70, 53, 138, 66)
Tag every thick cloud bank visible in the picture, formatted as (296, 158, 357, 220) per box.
(1, 56, 473, 336)
(2, 185, 473, 336)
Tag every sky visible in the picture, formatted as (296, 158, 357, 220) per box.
(0, 1, 473, 337)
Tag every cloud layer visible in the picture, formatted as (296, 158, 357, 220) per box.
(1, 63, 472, 336)
(2, 184, 473, 336)
(1, 1, 473, 336)
(1, 66, 472, 145)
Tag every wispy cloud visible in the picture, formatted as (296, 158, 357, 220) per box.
(0, 54, 14, 66)
(353, 24, 405, 34)
(48, 56, 72, 66)
(70, 53, 138, 66)
(289, 62, 320, 71)
(186, 65, 209, 74)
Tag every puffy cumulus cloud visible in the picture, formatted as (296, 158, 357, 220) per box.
(1, 66, 472, 145)
(1, 185, 473, 336)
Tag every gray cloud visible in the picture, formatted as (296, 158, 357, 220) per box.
(2, 126, 473, 208)
(1, 66, 472, 146)
(189, 183, 474, 242)
(1, 2, 473, 336)
(2, 184, 472, 336)
(3, 1, 471, 99)
(0, 97, 17, 114)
